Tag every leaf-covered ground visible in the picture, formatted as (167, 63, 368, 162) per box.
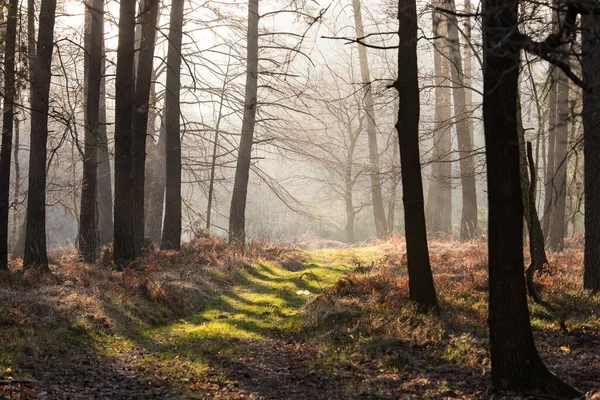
(1, 237, 599, 399)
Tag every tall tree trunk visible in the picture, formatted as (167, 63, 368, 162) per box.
(229, 0, 259, 246)
(113, 0, 138, 265)
(387, 130, 400, 234)
(132, 0, 159, 251)
(548, 70, 569, 251)
(23, 0, 56, 270)
(79, 0, 104, 263)
(145, 112, 166, 245)
(10, 115, 20, 253)
(97, 43, 113, 246)
(0, 0, 18, 269)
(481, 0, 580, 394)
(160, 0, 184, 250)
(583, 14, 600, 292)
(395, 0, 438, 310)
(351, 0, 387, 238)
(426, 1, 452, 235)
(446, 0, 478, 239)
(543, 79, 557, 237)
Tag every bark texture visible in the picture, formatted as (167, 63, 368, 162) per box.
(79, 0, 104, 262)
(395, 0, 438, 310)
(481, 0, 580, 394)
(23, 0, 57, 270)
(114, 0, 138, 265)
(0, 0, 18, 269)
(229, 0, 259, 246)
(160, 0, 184, 250)
(583, 14, 600, 292)
(132, 0, 159, 252)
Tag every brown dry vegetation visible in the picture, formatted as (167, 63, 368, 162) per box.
(1, 235, 599, 399)
(300, 237, 600, 398)
(0, 231, 305, 397)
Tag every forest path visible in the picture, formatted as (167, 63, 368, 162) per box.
(21, 246, 383, 399)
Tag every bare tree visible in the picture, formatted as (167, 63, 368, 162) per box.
(583, 14, 600, 292)
(79, 0, 104, 262)
(23, 0, 57, 270)
(229, 0, 259, 246)
(114, 0, 138, 265)
(161, 0, 185, 250)
(0, 0, 18, 269)
(395, 0, 438, 310)
(351, 0, 387, 239)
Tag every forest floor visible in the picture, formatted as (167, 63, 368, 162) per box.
(1, 236, 599, 399)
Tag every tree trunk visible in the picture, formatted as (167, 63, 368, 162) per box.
(10, 116, 21, 253)
(446, 0, 478, 239)
(583, 14, 600, 292)
(387, 130, 400, 234)
(229, 0, 259, 246)
(548, 70, 569, 252)
(160, 0, 184, 250)
(132, 0, 159, 251)
(426, 1, 452, 235)
(145, 114, 166, 245)
(543, 80, 557, 238)
(113, 0, 138, 265)
(79, 0, 104, 263)
(23, 0, 57, 270)
(395, 0, 438, 310)
(481, 0, 580, 394)
(97, 44, 113, 247)
(351, 0, 387, 239)
(0, 0, 18, 269)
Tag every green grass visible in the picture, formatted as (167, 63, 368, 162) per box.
(89, 247, 382, 388)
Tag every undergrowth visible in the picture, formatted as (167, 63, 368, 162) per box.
(0, 230, 306, 383)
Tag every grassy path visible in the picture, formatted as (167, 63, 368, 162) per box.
(29, 247, 381, 399)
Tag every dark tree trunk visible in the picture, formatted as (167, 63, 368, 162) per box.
(132, 0, 159, 251)
(229, 0, 259, 246)
(97, 47, 113, 247)
(0, 0, 18, 269)
(79, 0, 104, 263)
(395, 0, 438, 310)
(583, 14, 600, 292)
(481, 0, 580, 395)
(114, 0, 138, 265)
(23, 0, 57, 270)
(160, 0, 184, 250)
